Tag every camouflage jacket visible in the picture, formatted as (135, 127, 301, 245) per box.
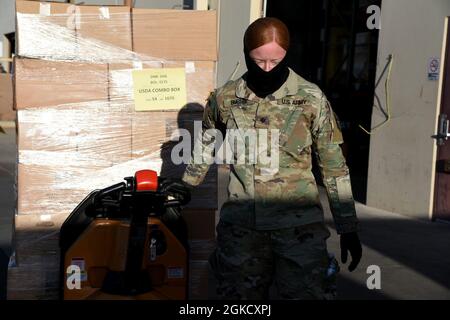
(182, 68, 359, 234)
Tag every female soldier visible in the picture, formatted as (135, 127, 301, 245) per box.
(163, 17, 362, 300)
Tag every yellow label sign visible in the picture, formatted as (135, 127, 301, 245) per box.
(132, 68, 187, 111)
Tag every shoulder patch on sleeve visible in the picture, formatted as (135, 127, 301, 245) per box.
(331, 111, 344, 144)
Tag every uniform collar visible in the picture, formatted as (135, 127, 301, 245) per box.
(235, 68, 298, 102)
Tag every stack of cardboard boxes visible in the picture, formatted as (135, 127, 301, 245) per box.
(0, 73, 14, 122)
(8, 0, 218, 299)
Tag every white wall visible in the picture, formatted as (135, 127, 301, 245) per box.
(216, 0, 263, 87)
(133, 0, 184, 9)
(215, 0, 263, 211)
(367, 0, 450, 219)
(0, 0, 16, 71)
(0, 0, 16, 40)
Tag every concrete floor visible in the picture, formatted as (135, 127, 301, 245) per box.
(1, 125, 450, 300)
(322, 193, 450, 300)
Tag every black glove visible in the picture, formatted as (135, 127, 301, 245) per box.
(340, 232, 362, 272)
(159, 178, 192, 206)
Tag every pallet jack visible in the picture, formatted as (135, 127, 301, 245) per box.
(59, 170, 190, 300)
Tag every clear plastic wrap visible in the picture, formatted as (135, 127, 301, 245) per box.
(10, 1, 218, 300)
(16, 103, 218, 215)
(16, 2, 217, 63)
(14, 3, 218, 215)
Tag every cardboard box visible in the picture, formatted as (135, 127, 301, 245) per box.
(17, 106, 132, 162)
(108, 62, 164, 107)
(109, 61, 215, 168)
(189, 259, 211, 299)
(163, 61, 216, 105)
(77, 5, 132, 52)
(16, 160, 112, 216)
(7, 213, 64, 300)
(128, 109, 217, 209)
(16, 3, 218, 63)
(0, 74, 15, 121)
(16, 1, 132, 60)
(108, 61, 215, 109)
(132, 9, 217, 61)
(130, 108, 203, 159)
(131, 110, 167, 159)
(15, 58, 108, 110)
(16, 0, 76, 59)
(15, 0, 72, 15)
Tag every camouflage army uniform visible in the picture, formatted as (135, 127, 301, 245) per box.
(182, 68, 359, 299)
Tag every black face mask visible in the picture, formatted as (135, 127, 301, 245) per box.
(244, 49, 289, 98)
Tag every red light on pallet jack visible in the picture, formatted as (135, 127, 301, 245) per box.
(135, 170, 158, 192)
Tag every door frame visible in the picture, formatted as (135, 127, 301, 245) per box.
(431, 17, 450, 222)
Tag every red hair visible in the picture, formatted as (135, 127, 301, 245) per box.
(244, 17, 290, 52)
